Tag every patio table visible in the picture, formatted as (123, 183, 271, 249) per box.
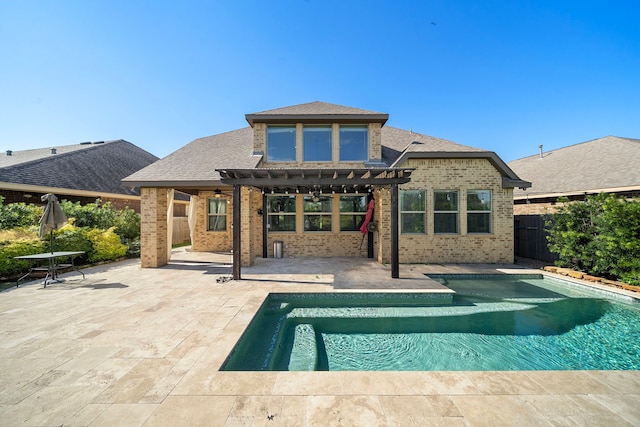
(14, 251, 86, 287)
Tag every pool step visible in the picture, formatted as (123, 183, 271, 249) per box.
(288, 324, 318, 371)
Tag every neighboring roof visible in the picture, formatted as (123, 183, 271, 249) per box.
(125, 102, 530, 191)
(123, 127, 260, 193)
(245, 101, 389, 126)
(1, 140, 158, 198)
(509, 136, 640, 200)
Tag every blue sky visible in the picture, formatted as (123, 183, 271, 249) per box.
(1, 0, 639, 162)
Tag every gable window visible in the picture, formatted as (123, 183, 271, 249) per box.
(303, 196, 332, 232)
(303, 125, 332, 161)
(267, 196, 296, 232)
(434, 191, 458, 234)
(267, 126, 296, 162)
(207, 198, 227, 231)
(339, 125, 368, 161)
(467, 190, 492, 233)
(339, 195, 367, 231)
(400, 190, 425, 233)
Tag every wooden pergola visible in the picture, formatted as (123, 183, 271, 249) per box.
(216, 167, 414, 280)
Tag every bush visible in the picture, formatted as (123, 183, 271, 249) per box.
(546, 194, 640, 285)
(0, 196, 42, 230)
(0, 239, 47, 278)
(83, 228, 127, 263)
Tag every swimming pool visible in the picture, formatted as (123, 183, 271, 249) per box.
(221, 274, 640, 371)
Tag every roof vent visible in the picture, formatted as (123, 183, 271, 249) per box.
(538, 144, 543, 159)
(50, 148, 57, 155)
(6, 150, 12, 156)
(93, 141, 104, 144)
(80, 141, 92, 145)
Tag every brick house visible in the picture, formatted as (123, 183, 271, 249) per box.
(123, 102, 530, 278)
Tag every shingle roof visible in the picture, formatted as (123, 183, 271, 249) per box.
(123, 127, 260, 190)
(125, 103, 529, 190)
(0, 140, 158, 197)
(245, 101, 388, 126)
(508, 136, 640, 199)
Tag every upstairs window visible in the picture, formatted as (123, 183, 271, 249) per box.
(267, 126, 296, 162)
(467, 190, 492, 233)
(339, 125, 368, 161)
(400, 190, 425, 233)
(434, 191, 458, 234)
(303, 196, 332, 232)
(267, 196, 296, 232)
(339, 195, 368, 231)
(303, 125, 332, 161)
(207, 198, 227, 231)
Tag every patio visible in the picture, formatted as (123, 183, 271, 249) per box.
(1, 248, 639, 426)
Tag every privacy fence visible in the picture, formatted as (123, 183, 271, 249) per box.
(514, 215, 559, 263)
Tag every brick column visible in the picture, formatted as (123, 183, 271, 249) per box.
(140, 187, 169, 268)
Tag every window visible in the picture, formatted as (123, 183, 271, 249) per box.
(267, 126, 296, 161)
(339, 195, 367, 231)
(267, 196, 296, 232)
(467, 190, 492, 233)
(207, 198, 227, 231)
(434, 191, 458, 234)
(339, 125, 368, 161)
(303, 125, 332, 161)
(303, 196, 332, 232)
(400, 190, 425, 233)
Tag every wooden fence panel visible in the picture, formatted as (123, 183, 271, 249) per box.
(172, 217, 190, 245)
(514, 215, 559, 263)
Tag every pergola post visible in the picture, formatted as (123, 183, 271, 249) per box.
(391, 183, 399, 278)
(232, 184, 241, 280)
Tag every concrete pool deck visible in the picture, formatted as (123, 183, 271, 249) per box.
(1, 248, 639, 426)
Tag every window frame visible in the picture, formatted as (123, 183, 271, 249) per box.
(267, 125, 297, 162)
(339, 125, 368, 161)
(433, 190, 459, 234)
(207, 198, 227, 232)
(303, 125, 333, 162)
(467, 190, 492, 234)
(339, 194, 368, 232)
(400, 189, 426, 234)
(303, 195, 333, 232)
(267, 195, 297, 232)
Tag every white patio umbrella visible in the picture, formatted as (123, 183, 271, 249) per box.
(39, 193, 68, 253)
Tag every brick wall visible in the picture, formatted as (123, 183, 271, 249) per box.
(140, 187, 168, 268)
(190, 191, 232, 253)
(385, 158, 515, 263)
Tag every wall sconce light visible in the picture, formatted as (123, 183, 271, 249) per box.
(214, 189, 222, 198)
(257, 208, 263, 216)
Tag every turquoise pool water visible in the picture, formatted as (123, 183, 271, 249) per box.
(221, 274, 640, 371)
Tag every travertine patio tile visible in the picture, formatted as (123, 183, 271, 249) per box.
(466, 371, 548, 394)
(386, 416, 469, 427)
(338, 371, 412, 395)
(527, 371, 616, 394)
(142, 395, 236, 427)
(306, 395, 386, 427)
(92, 358, 176, 404)
(586, 370, 640, 393)
(450, 395, 550, 426)
(273, 372, 343, 395)
(405, 371, 480, 395)
(90, 403, 158, 427)
(588, 393, 640, 426)
(379, 395, 461, 418)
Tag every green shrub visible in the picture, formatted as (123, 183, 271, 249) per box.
(83, 228, 127, 263)
(0, 196, 42, 230)
(546, 194, 640, 285)
(51, 225, 93, 264)
(0, 240, 47, 277)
